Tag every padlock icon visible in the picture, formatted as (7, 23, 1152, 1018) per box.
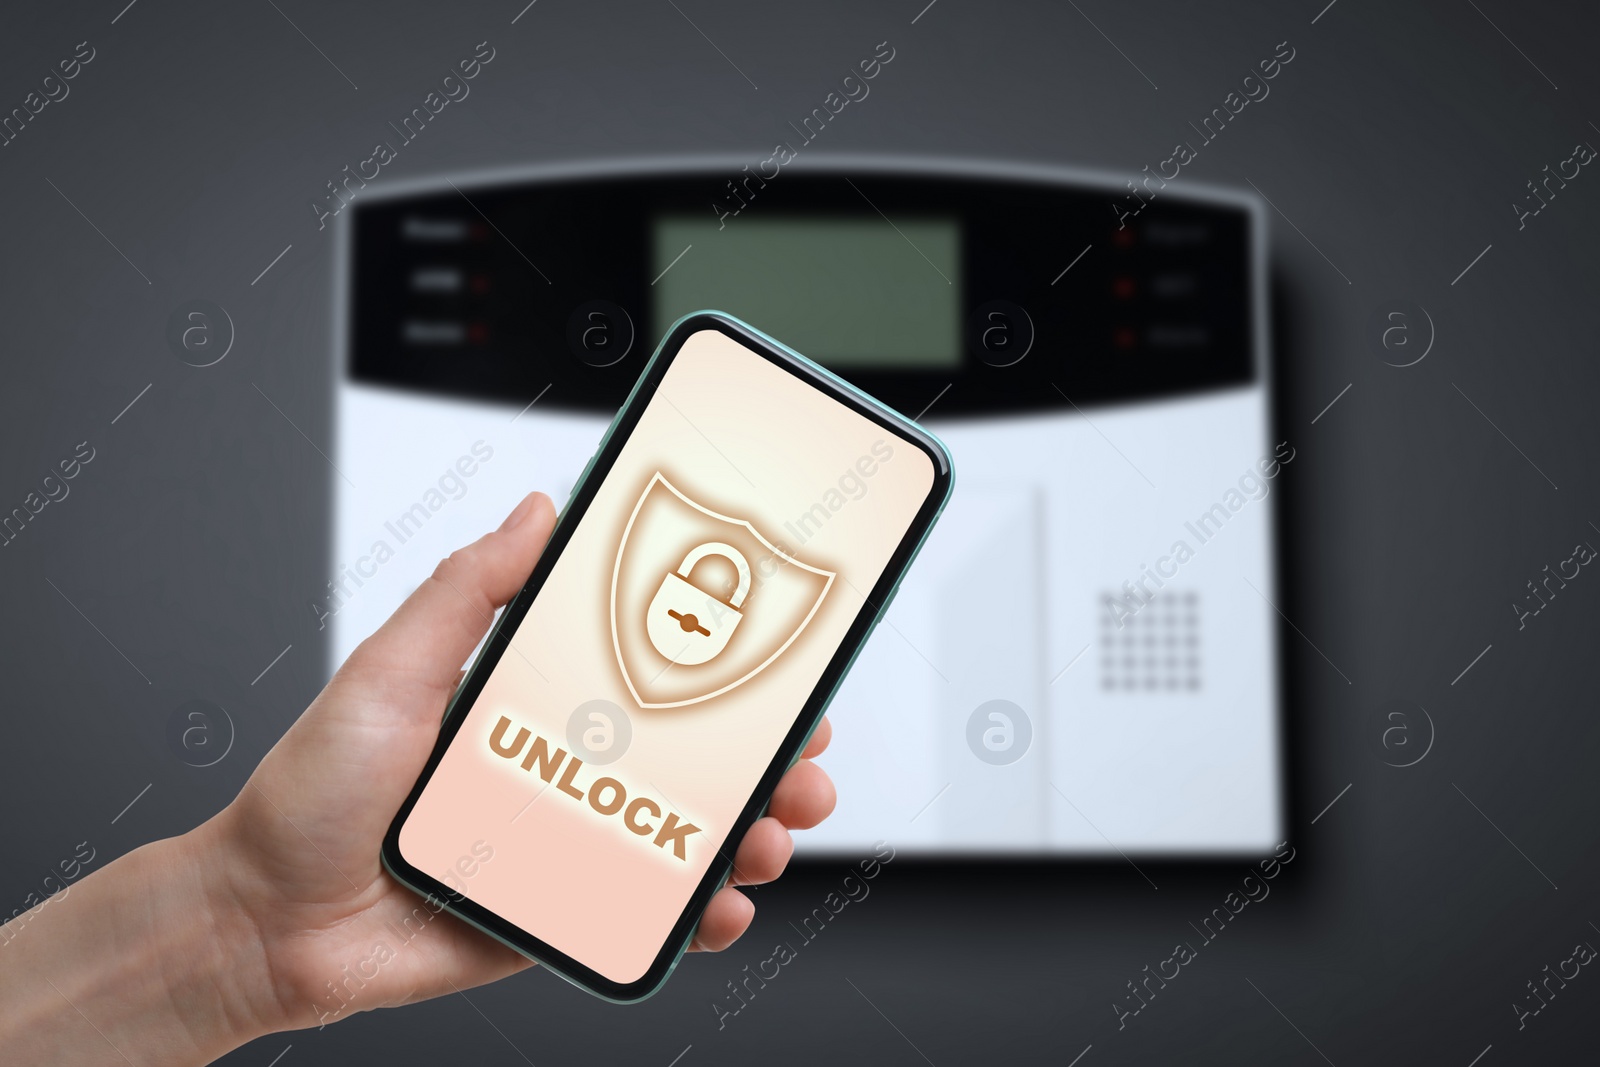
(646, 542, 752, 665)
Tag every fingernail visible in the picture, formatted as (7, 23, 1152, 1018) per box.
(500, 494, 536, 532)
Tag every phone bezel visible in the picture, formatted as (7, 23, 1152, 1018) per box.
(380, 310, 953, 1002)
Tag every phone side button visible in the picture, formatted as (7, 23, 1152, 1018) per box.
(564, 451, 597, 511)
(872, 587, 900, 624)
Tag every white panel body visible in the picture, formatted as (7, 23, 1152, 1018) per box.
(332, 383, 1280, 856)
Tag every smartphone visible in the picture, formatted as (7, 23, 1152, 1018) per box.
(381, 311, 953, 1001)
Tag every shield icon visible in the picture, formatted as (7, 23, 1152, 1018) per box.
(611, 472, 836, 709)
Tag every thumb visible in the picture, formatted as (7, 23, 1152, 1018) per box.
(338, 491, 557, 708)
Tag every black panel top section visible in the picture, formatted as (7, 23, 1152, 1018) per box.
(346, 164, 1258, 416)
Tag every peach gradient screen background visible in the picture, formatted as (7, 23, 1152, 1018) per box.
(398, 329, 935, 984)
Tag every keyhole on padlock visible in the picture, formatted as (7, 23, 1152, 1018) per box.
(666, 609, 710, 636)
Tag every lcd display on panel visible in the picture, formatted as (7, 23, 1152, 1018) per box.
(652, 216, 961, 368)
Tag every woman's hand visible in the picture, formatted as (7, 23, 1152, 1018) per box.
(0, 492, 836, 1065)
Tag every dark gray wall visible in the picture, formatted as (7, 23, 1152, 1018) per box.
(2, 1, 1597, 1063)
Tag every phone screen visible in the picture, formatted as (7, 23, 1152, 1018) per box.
(394, 326, 938, 987)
